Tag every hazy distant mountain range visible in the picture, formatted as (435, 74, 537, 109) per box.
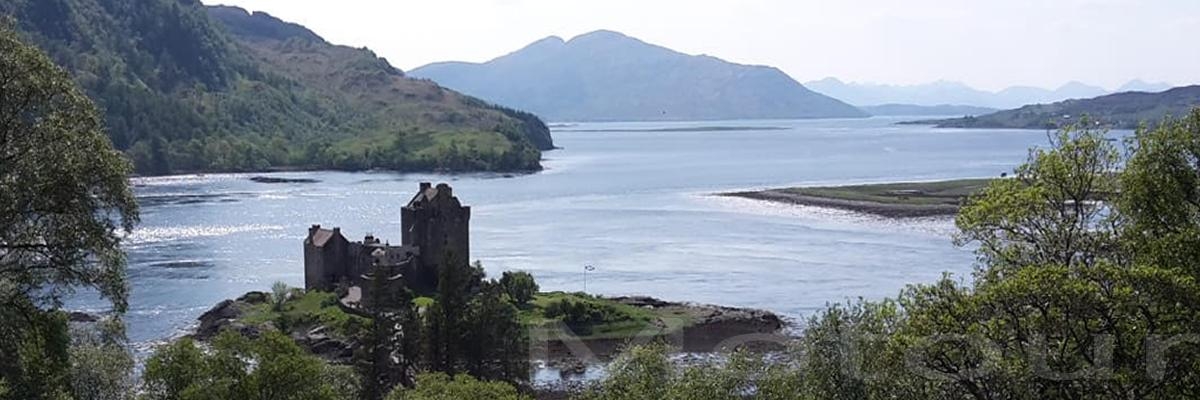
(860, 104, 997, 117)
(410, 30, 866, 122)
(806, 77, 1175, 109)
(911, 85, 1200, 130)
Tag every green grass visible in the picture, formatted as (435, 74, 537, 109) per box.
(240, 290, 368, 339)
(518, 292, 692, 340)
(783, 178, 994, 206)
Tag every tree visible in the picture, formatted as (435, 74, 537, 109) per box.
(463, 281, 529, 383)
(421, 253, 477, 375)
(887, 115, 1200, 399)
(357, 262, 420, 399)
(0, 24, 138, 399)
(68, 318, 135, 400)
(384, 373, 529, 400)
(1116, 110, 1200, 274)
(143, 330, 356, 400)
(499, 271, 538, 306)
(271, 281, 290, 312)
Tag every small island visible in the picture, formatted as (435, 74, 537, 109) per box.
(194, 182, 784, 374)
(722, 178, 995, 218)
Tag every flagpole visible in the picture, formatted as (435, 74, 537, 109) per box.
(584, 265, 594, 293)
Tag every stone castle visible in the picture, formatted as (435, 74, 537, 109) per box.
(304, 182, 470, 294)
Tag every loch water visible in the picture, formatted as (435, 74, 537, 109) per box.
(67, 117, 1062, 352)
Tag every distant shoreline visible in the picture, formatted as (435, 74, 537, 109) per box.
(557, 126, 789, 133)
(720, 178, 995, 218)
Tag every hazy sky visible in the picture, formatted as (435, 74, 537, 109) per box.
(201, 0, 1199, 91)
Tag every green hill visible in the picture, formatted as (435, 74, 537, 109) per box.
(0, 0, 552, 175)
(914, 86, 1200, 130)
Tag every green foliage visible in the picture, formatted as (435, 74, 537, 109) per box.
(499, 271, 539, 306)
(578, 343, 801, 400)
(356, 263, 420, 399)
(461, 281, 529, 382)
(69, 318, 135, 400)
(239, 290, 368, 339)
(0, 20, 138, 312)
(0, 23, 137, 400)
(0, 0, 551, 175)
(421, 257, 528, 383)
(529, 293, 658, 338)
(142, 330, 357, 400)
(271, 281, 290, 312)
(783, 113, 1200, 399)
(544, 298, 632, 328)
(0, 305, 72, 400)
(384, 373, 529, 400)
(1116, 109, 1200, 273)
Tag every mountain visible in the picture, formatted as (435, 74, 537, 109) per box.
(915, 86, 1200, 130)
(805, 78, 996, 108)
(1117, 79, 1173, 93)
(409, 30, 866, 122)
(0, 0, 551, 175)
(807, 78, 1134, 109)
(860, 104, 997, 117)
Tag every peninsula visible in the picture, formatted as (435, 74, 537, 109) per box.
(723, 179, 995, 218)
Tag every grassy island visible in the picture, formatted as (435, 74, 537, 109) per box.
(197, 288, 784, 362)
(723, 178, 995, 218)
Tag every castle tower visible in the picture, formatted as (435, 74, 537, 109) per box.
(401, 182, 470, 292)
(303, 225, 350, 291)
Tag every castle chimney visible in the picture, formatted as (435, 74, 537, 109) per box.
(419, 182, 432, 192)
(308, 224, 321, 236)
(436, 183, 451, 197)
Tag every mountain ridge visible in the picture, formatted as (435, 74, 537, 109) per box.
(410, 30, 866, 122)
(909, 85, 1200, 130)
(807, 77, 1176, 109)
(0, 0, 552, 174)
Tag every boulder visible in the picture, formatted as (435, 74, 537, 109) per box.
(237, 291, 270, 304)
(196, 299, 244, 339)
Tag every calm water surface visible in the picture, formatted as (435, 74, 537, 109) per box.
(68, 117, 1059, 352)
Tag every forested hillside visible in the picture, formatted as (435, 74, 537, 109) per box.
(0, 0, 552, 175)
(920, 85, 1200, 129)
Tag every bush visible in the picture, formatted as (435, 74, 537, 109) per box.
(543, 298, 630, 327)
(499, 271, 538, 306)
(385, 373, 529, 400)
(143, 330, 356, 400)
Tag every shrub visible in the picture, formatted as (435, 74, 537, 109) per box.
(499, 271, 538, 306)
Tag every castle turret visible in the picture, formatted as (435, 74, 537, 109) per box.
(402, 182, 470, 292)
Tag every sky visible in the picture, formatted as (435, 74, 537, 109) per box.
(200, 0, 1200, 92)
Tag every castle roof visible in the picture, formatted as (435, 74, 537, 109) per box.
(307, 227, 344, 247)
(407, 182, 460, 208)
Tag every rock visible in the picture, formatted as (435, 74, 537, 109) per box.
(237, 291, 270, 304)
(249, 176, 319, 184)
(298, 325, 354, 363)
(68, 311, 98, 323)
(608, 295, 673, 308)
(196, 299, 244, 339)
